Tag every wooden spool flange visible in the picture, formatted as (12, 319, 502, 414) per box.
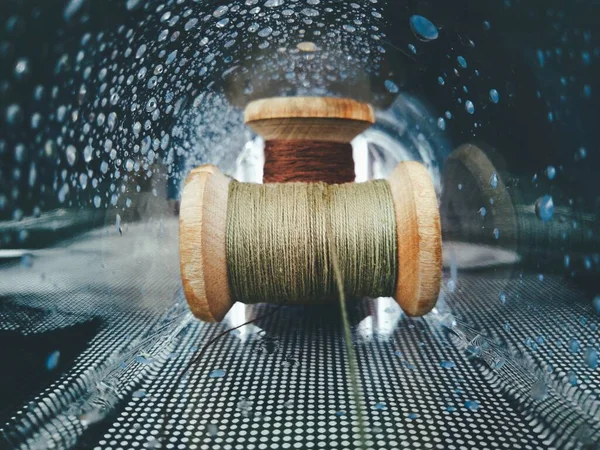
(245, 96, 375, 143)
(180, 162, 442, 322)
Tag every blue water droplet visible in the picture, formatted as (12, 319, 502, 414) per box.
(545, 166, 556, 180)
(408, 44, 417, 54)
(437, 117, 446, 130)
(465, 100, 475, 114)
(384, 79, 399, 94)
(569, 338, 580, 354)
(135, 355, 153, 365)
(46, 351, 60, 371)
(478, 206, 487, 217)
(464, 400, 479, 411)
(335, 410, 346, 417)
(133, 389, 146, 398)
(530, 379, 547, 401)
(209, 369, 226, 378)
(440, 360, 456, 369)
(489, 89, 499, 103)
(395, 350, 403, 357)
(446, 405, 457, 412)
(535, 195, 554, 222)
(438, 76, 445, 86)
(409, 15, 439, 41)
(407, 412, 420, 419)
(489, 172, 498, 188)
(493, 228, 500, 240)
(375, 402, 386, 410)
(593, 296, 600, 314)
(567, 370, 578, 386)
(585, 348, 598, 369)
(457, 56, 468, 68)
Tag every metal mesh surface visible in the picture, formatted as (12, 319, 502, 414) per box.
(1, 220, 598, 449)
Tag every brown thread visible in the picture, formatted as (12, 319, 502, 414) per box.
(263, 140, 355, 184)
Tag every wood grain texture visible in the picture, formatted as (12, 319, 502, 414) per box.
(179, 165, 233, 322)
(245, 97, 375, 143)
(388, 161, 442, 316)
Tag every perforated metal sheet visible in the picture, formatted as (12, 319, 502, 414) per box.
(0, 221, 599, 449)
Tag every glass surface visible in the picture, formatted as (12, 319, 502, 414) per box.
(0, 1, 598, 449)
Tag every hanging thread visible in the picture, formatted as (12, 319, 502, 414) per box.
(263, 140, 355, 183)
(225, 179, 398, 305)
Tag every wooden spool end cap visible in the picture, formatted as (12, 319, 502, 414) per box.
(244, 96, 375, 143)
(388, 161, 442, 316)
(179, 165, 233, 322)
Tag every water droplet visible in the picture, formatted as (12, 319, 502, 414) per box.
(409, 15, 439, 42)
(545, 165, 556, 180)
(437, 117, 446, 130)
(535, 195, 554, 222)
(126, 0, 142, 10)
(440, 360, 455, 369)
(384, 80, 399, 94)
(499, 292, 506, 304)
(21, 253, 34, 268)
(5, 104, 23, 125)
(207, 423, 218, 437)
(335, 410, 346, 417)
(66, 145, 77, 166)
(407, 412, 420, 419)
(343, 24, 356, 33)
(258, 27, 273, 37)
(146, 97, 157, 112)
(375, 402, 386, 410)
(530, 379, 548, 401)
(585, 347, 598, 369)
(478, 206, 486, 217)
(493, 228, 500, 240)
(133, 389, 146, 398)
(593, 296, 600, 314)
(125, 159, 135, 172)
(465, 100, 475, 114)
(209, 369, 226, 378)
(567, 370, 578, 386)
(216, 18, 229, 28)
(213, 5, 229, 17)
(569, 338, 580, 353)
(489, 89, 499, 103)
(457, 56, 468, 68)
(301, 8, 319, 17)
(93, 195, 102, 208)
(446, 405, 457, 412)
(464, 400, 479, 411)
(489, 172, 498, 188)
(46, 350, 60, 371)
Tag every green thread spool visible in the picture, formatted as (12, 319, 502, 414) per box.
(179, 161, 442, 322)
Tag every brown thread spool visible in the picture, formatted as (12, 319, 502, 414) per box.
(179, 98, 442, 322)
(244, 97, 375, 183)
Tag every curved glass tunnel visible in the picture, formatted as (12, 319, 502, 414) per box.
(0, 0, 599, 449)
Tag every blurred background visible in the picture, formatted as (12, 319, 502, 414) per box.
(0, 0, 599, 449)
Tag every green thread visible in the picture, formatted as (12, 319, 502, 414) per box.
(225, 179, 397, 305)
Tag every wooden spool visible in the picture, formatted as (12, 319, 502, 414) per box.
(245, 97, 375, 183)
(180, 97, 442, 322)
